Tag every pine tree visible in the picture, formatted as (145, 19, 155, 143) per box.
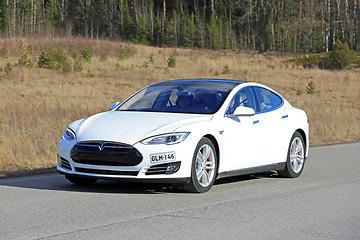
(183, 13, 195, 47)
(0, 1, 7, 34)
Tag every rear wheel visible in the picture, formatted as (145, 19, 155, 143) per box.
(278, 132, 305, 178)
(65, 175, 98, 185)
(185, 138, 217, 193)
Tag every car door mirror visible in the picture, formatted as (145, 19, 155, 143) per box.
(109, 102, 121, 110)
(227, 106, 255, 117)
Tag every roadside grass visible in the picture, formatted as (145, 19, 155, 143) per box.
(0, 37, 359, 173)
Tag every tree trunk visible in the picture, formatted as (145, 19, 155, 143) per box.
(162, 0, 166, 46)
(13, 0, 16, 37)
(345, 0, 351, 48)
(325, 0, 330, 52)
(210, 0, 214, 15)
(354, 0, 358, 50)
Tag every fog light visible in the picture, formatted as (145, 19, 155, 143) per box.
(166, 162, 181, 174)
(145, 162, 181, 175)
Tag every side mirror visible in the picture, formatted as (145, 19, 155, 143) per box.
(227, 106, 255, 117)
(109, 102, 121, 110)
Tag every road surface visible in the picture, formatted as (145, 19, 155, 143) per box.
(1, 142, 359, 240)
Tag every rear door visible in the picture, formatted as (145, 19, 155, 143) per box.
(253, 87, 289, 165)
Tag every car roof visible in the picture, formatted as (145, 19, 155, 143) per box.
(150, 79, 243, 88)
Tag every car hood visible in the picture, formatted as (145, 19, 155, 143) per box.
(72, 111, 212, 145)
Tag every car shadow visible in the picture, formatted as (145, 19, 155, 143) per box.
(0, 171, 278, 194)
(214, 171, 278, 186)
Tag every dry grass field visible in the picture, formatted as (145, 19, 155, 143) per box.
(0, 37, 359, 175)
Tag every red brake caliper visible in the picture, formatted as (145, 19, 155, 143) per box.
(205, 157, 210, 172)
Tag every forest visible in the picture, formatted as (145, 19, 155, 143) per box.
(0, 0, 359, 53)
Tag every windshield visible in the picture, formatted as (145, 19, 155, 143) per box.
(118, 80, 241, 114)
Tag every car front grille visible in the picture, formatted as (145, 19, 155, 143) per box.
(71, 141, 143, 166)
(75, 167, 139, 176)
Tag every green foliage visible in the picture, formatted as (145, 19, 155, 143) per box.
(81, 46, 92, 62)
(164, 67, 170, 74)
(38, 48, 72, 72)
(214, 70, 220, 76)
(73, 59, 83, 72)
(167, 55, 176, 68)
(296, 89, 303, 96)
(100, 53, 108, 62)
(68, 48, 77, 59)
(143, 61, 149, 68)
(306, 81, 318, 95)
(18, 53, 32, 67)
(26, 45, 33, 55)
(208, 12, 220, 49)
(127, 17, 150, 44)
(222, 64, 231, 74)
(149, 54, 154, 63)
(289, 53, 329, 68)
(17, 41, 25, 55)
(0, 47, 8, 58)
(0, 1, 7, 33)
(4, 62, 12, 75)
(86, 70, 94, 77)
(2, 1, 360, 54)
(183, 13, 196, 47)
(289, 41, 358, 70)
(118, 46, 132, 60)
(327, 40, 358, 70)
(165, 18, 176, 46)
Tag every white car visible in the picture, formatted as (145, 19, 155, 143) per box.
(57, 79, 309, 193)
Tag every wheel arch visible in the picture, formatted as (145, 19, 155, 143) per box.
(203, 134, 220, 173)
(295, 128, 307, 151)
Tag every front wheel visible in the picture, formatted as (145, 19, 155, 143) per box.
(278, 132, 306, 178)
(185, 138, 217, 193)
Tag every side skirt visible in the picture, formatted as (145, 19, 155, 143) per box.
(217, 163, 286, 179)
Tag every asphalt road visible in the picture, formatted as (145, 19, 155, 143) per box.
(1, 142, 359, 240)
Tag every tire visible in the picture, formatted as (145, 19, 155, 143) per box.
(65, 175, 98, 185)
(184, 137, 217, 193)
(278, 132, 306, 178)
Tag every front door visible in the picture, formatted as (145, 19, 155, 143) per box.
(218, 87, 263, 172)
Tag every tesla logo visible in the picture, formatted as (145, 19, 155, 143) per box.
(98, 142, 106, 151)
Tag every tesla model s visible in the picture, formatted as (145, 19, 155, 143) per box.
(57, 79, 309, 193)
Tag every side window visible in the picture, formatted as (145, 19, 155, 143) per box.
(227, 87, 256, 115)
(254, 87, 282, 112)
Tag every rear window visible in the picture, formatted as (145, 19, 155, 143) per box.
(254, 87, 283, 113)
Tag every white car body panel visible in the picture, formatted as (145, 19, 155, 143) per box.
(75, 111, 212, 145)
(57, 80, 309, 185)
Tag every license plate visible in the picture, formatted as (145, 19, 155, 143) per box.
(150, 152, 176, 163)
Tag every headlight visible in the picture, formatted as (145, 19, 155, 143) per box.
(61, 128, 76, 141)
(141, 132, 190, 145)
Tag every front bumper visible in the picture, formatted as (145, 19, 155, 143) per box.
(57, 168, 190, 184)
(57, 138, 194, 184)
